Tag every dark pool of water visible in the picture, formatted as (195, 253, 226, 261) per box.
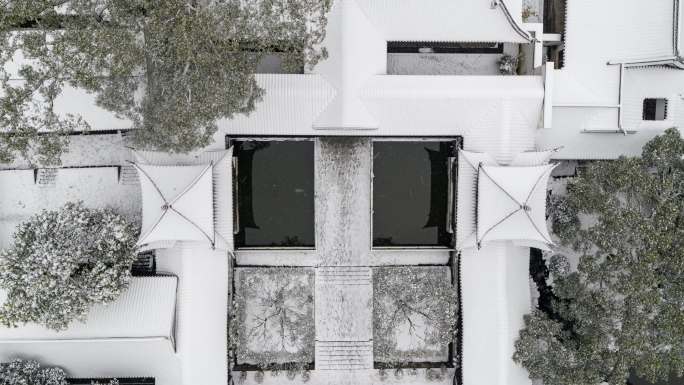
(234, 140, 315, 248)
(372, 141, 456, 247)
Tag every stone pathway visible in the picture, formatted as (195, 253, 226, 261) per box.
(313, 139, 376, 372)
(315, 341, 373, 370)
(315, 266, 373, 371)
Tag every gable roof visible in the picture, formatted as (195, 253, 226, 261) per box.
(0, 276, 177, 343)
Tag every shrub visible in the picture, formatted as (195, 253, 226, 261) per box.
(548, 194, 580, 245)
(394, 368, 404, 379)
(254, 370, 264, 384)
(522, 4, 538, 22)
(378, 368, 388, 381)
(425, 368, 445, 381)
(0, 202, 138, 330)
(498, 54, 519, 75)
(237, 371, 247, 384)
(0, 359, 68, 385)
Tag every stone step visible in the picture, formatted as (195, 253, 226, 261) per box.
(119, 165, 139, 185)
(317, 267, 372, 286)
(315, 341, 373, 370)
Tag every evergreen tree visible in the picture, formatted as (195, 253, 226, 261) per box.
(0, 359, 68, 385)
(0, 0, 331, 165)
(515, 128, 684, 385)
(0, 202, 138, 330)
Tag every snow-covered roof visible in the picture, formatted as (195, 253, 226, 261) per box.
(132, 149, 233, 251)
(136, 163, 214, 246)
(0, 276, 177, 344)
(545, 0, 684, 158)
(156, 246, 229, 385)
(477, 163, 555, 248)
(0, 339, 182, 385)
(0, 167, 141, 250)
(461, 243, 532, 385)
(0, 80, 131, 132)
(219, 75, 544, 143)
(3, 0, 537, 137)
(457, 150, 555, 250)
(354, 0, 530, 43)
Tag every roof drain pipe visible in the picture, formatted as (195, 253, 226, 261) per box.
(617, 63, 626, 135)
(491, 0, 537, 43)
(674, 0, 683, 63)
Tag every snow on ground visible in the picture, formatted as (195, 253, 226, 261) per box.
(0, 167, 140, 249)
(315, 277, 372, 342)
(387, 44, 520, 76)
(315, 138, 372, 266)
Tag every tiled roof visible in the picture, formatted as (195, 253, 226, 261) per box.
(0, 276, 177, 342)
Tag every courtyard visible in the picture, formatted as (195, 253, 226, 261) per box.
(228, 137, 461, 383)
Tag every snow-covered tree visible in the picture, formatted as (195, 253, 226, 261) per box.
(0, 0, 331, 166)
(0, 202, 138, 331)
(373, 267, 458, 365)
(230, 268, 314, 371)
(0, 359, 68, 385)
(514, 128, 684, 385)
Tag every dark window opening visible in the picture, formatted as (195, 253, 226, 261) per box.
(67, 378, 155, 385)
(372, 140, 460, 248)
(387, 41, 504, 54)
(557, 48, 565, 69)
(232, 140, 315, 248)
(643, 98, 668, 121)
(544, 0, 566, 34)
(131, 252, 156, 276)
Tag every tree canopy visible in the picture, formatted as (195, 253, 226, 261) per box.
(373, 266, 458, 366)
(0, 0, 331, 165)
(515, 128, 684, 385)
(230, 268, 314, 371)
(0, 202, 138, 330)
(0, 359, 68, 385)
